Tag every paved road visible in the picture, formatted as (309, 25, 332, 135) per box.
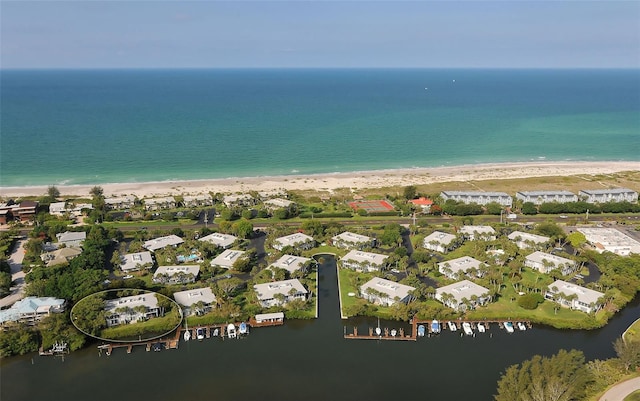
(0, 239, 27, 308)
(599, 376, 640, 401)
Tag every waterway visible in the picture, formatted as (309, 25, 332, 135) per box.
(1, 255, 639, 401)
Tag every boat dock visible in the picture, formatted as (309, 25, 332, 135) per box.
(343, 318, 532, 341)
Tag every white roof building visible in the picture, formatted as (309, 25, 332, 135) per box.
(360, 277, 415, 307)
(264, 198, 295, 209)
(524, 251, 577, 276)
(273, 233, 315, 251)
(143, 235, 184, 252)
(223, 194, 254, 207)
(269, 254, 312, 274)
(144, 196, 176, 211)
(516, 191, 578, 205)
(49, 202, 67, 215)
(579, 188, 638, 204)
(183, 194, 213, 207)
(577, 227, 640, 256)
(253, 279, 308, 308)
(441, 191, 512, 206)
(0, 297, 66, 325)
(199, 232, 238, 249)
(173, 287, 217, 315)
(459, 225, 496, 241)
(104, 293, 160, 327)
(56, 231, 86, 248)
(340, 250, 389, 272)
(437, 256, 486, 279)
(545, 280, 605, 314)
(508, 231, 551, 249)
(120, 251, 154, 272)
(332, 231, 376, 249)
(435, 280, 490, 311)
(423, 231, 458, 253)
(210, 249, 247, 269)
(152, 265, 200, 284)
(104, 195, 136, 210)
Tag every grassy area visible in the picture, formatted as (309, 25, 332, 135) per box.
(623, 318, 640, 343)
(625, 389, 640, 401)
(337, 268, 395, 319)
(100, 308, 182, 341)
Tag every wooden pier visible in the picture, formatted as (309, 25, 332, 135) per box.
(344, 325, 417, 341)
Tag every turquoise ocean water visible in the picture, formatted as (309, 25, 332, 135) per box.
(1, 69, 638, 187)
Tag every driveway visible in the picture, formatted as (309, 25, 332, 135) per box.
(599, 376, 640, 401)
(0, 239, 27, 308)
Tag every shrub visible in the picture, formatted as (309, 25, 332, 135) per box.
(517, 293, 544, 310)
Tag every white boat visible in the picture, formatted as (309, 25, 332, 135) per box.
(418, 325, 426, 337)
(477, 323, 486, 333)
(504, 322, 514, 333)
(431, 320, 441, 334)
(391, 329, 397, 337)
(375, 327, 382, 336)
(239, 322, 248, 335)
(183, 330, 191, 341)
(517, 322, 527, 331)
(462, 322, 473, 336)
(227, 323, 237, 339)
(212, 328, 219, 337)
(196, 327, 205, 340)
(447, 321, 457, 332)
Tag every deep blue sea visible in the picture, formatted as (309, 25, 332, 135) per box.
(1, 69, 638, 187)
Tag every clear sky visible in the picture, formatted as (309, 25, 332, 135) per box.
(2, 1, 639, 69)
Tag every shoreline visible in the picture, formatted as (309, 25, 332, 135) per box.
(1, 160, 639, 198)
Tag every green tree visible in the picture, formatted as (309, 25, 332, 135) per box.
(46, 185, 61, 202)
(614, 337, 640, 372)
(521, 202, 537, 215)
(232, 219, 254, 239)
(494, 349, 592, 401)
(403, 185, 417, 200)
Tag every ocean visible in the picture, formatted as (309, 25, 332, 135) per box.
(1, 68, 638, 187)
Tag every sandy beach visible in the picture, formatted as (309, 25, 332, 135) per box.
(1, 161, 639, 199)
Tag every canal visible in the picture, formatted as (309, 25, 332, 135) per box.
(1, 255, 638, 401)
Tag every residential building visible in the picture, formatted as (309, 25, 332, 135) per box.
(545, 280, 605, 314)
(143, 235, 184, 252)
(459, 225, 496, 241)
(273, 233, 315, 251)
(524, 251, 577, 276)
(435, 280, 490, 311)
(423, 231, 458, 253)
(144, 196, 176, 211)
(210, 249, 248, 270)
(340, 250, 389, 272)
(515, 190, 578, 205)
(104, 293, 161, 327)
(253, 279, 308, 308)
(104, 196, 136, 210)
(508, 231, 551, 249)
(183, 194, 213, 207)
(40, 247, 82, 267)
(56, 231, 86, 248)
(269, 254, 313, 275)
(578, 188, 638, 204)
(199, 232, 238, 249)
(264, 198, 295, 210)
(577, 227, 640, 256)
(440, 191, 512, 206)
(223, 194, 255, 207)
(408, 197, 434, 212)
(0, 208, 11, 224)
(120, 251, 154, 272)
(331, 231, 376, 250)
(0, 297, 66, 325)
(173, 287, 217, 316)
(152, 265, 200, 284)
(360, 277, 415, 307)
(49, 202, 67, 216)
(437, 256, 486, 279)
(13, 200, 38, 222)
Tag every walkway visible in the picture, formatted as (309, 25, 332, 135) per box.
(599, 376, 640, 401)
(0, 239, 27, 308)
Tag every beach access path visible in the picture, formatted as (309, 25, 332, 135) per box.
(599, 376, 640, 401)
(0, 239, 27, 308)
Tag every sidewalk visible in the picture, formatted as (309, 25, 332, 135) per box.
(599, 376, 640, 401)
(0, 239, 27, 308)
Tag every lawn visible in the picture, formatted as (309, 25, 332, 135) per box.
(623, 318, 640, 343)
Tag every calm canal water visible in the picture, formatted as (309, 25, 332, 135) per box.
(2, 256, 639, 401)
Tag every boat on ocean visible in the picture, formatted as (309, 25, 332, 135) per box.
(227, 323, 237, 339)
(196, 327, 205, 340)
(418, 325, 426, 337)
(375, 318, 381, 336)
(517, 322, 527, 331)
(183, 330, 191, 341)
(212, 328, 219, 337)
(477, 323, 486, 333)
(391, 329, 397, 337)
(431, 319, 441, 334)
(447, 321, 457, 332)
(462, 322, 473, 336)
(504, 322, 514, 333)
(239, 322, 248, 335)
